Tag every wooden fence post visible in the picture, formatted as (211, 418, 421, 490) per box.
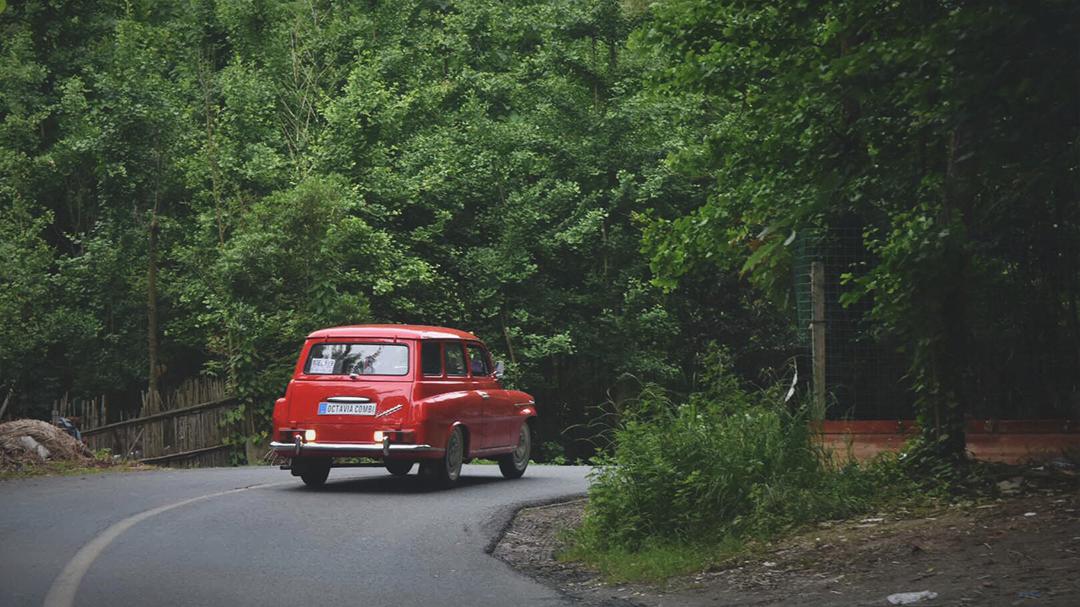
(810, 261, 827, 420)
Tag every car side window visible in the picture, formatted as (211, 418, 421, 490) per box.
(445, 343, 467, 376)
(421, 342, 442, 376)
(466, 344, 490, 376)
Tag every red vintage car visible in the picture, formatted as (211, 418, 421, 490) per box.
(270, 325, 535, 487)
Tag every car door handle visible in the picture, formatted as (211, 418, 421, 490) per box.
(477, 391, 491, 400)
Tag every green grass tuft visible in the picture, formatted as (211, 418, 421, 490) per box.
(561, 535, 745, 583)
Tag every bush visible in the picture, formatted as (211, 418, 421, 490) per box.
(536, 440, 569, 465)
(571, 358, 891, 573)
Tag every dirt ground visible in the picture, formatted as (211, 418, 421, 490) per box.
(493, 481, 1080, 606)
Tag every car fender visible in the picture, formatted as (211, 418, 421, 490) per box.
(412, 392, 473, 450)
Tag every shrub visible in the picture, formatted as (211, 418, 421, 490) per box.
(536, 440, 569, 465)
(573, 358, 885, 563)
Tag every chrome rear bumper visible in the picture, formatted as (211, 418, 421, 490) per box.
(270, 440, 442, 457)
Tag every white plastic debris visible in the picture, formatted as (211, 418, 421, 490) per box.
(1023, 512, 1037, 517)
(886, 590, 939, 605)
(16, 435, 50, 460)
(784, 364, 798, 403)
(996, 478, 1022, 494)
(1049, 458, 1075, 470)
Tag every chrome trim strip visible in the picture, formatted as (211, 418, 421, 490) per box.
(271, 441, 441, 454)
(326, 396, 372, 403)
(375, 404, 403, 418)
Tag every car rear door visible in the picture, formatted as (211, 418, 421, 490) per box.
(466, 342, 515, 449)
(442, 341, 488, 450)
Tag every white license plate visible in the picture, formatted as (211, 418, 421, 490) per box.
(318, 402, 376, 416)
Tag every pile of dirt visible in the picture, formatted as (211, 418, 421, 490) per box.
(0, 419, 93, 470)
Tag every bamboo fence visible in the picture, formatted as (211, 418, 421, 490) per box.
(63, 377, 239, 468)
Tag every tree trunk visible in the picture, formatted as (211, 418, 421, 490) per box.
(918, 126, 972, 463)
(501, 310, 517, 365)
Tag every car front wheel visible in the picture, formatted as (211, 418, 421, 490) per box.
(498, 423, 531, 479)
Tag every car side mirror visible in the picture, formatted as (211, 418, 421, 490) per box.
(493, 360, 506, 380)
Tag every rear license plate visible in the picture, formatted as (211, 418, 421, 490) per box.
(318, 402, 376, 416)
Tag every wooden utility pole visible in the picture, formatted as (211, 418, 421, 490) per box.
(810, 262, 827, 419)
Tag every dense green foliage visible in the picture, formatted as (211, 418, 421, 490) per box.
(639, 1, 1080, 457)
(567, 0, 1080, 575)
(570, 359, 900, 580)
(0, 0, 794, 449)
(2, 0, 1077, 469)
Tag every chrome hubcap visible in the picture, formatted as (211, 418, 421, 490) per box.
(512, 425, 530, 469)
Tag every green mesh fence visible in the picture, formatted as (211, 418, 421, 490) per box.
(792, 222, 913, 420)
(792, 216, 1080, 421)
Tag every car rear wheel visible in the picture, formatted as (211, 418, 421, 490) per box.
(421, 426, 464, 487)
(385, 460, 414, 476)
(299, 458, 331, 487)
(498, 422, 531, 479)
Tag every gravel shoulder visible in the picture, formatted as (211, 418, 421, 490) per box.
(494, 485, 1080, 606)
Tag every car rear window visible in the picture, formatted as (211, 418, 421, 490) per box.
(305, 343, 409, 376)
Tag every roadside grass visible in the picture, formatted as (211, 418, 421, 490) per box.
(473, 450, 587, 465)
(561, 469, 934, 583)
(560, 535, 746, 583)
(563, 446, 930, 582)
(560, 353, 934, 582)
(0, 450, 151, 480)
(562, 461, 1076, 584)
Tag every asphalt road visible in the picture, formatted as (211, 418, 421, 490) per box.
(0, 464, 591, 607)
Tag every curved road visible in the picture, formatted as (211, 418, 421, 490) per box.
(0, 464, 590, 607)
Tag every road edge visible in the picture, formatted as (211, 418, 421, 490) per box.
(482, 491, 587, 555)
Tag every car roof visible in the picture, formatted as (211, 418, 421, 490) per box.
(305, 324, 481, 341)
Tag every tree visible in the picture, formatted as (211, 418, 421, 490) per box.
(640, 0, 1080, 463)
(0, 0, 800, 459)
